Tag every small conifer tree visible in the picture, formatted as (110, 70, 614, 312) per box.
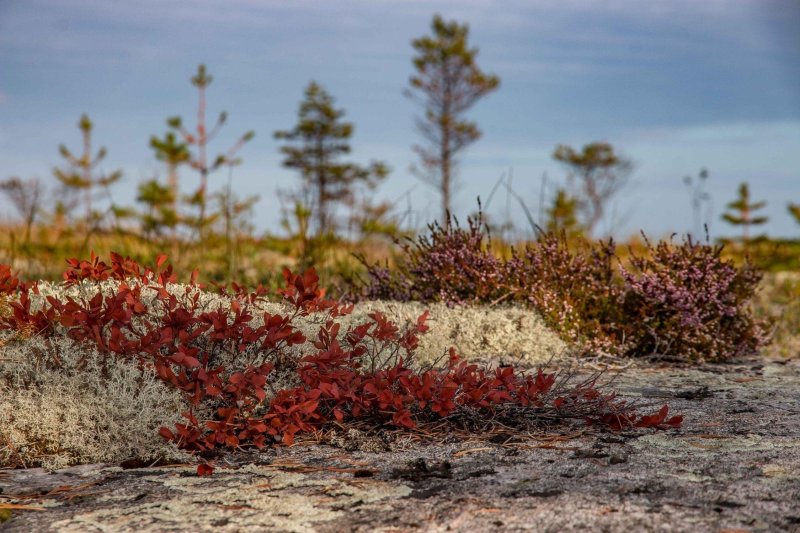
(545, 188, 583, 238)
(149, 132, 190, 212)
(163, 64, 254, 238)
(274, 81, 388, 237)
(788, 202, 800, 226)
(721, 182, 768, 242)
(53, 114, 122, 225)
(407, 15, 500, 223)
(552, 142, 632, 236)
(136, 179, 177, 237)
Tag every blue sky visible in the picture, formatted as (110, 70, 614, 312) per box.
(1, 0, 798, 238)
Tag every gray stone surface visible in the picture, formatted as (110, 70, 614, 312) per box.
(2, 358, 798, 532)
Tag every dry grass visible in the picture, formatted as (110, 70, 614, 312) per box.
(753, 271, 800, 358)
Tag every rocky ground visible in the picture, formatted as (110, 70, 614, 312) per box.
(1, 357, 798, 533)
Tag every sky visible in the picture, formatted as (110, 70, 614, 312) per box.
(1, 0, 799, 239)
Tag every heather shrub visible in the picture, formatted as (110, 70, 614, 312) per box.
(361, 215, 505, 304)
(358, 217, 624, 354)
(620, 236, 769, 361)
(506, 234, 625, 353)
(356, 216, 768, 361)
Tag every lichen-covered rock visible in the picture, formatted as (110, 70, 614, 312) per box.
(1, 359, 798, 532)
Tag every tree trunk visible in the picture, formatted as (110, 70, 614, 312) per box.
(168, 163, 179, 211)
(440, 67, 452, 225)
(83, 128, 92, 222)
(440, 110, 451, 225)
(197, 84, 208, 240)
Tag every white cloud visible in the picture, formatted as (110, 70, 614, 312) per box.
(621, 120, 800, 148)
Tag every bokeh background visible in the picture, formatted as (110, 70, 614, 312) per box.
(2, 0, 798, 238)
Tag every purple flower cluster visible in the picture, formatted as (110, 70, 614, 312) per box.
(362, 214, 506, 305)
(621, 236, 768, 360)
(507, 234, 625, 352)
(357, 216, 768, 362)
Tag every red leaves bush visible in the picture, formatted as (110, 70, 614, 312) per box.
(0, 264, 20, 296)
(1, 253, 681, 458)
(357, 213, 767, 361)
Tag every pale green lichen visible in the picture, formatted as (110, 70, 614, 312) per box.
(631, 433, 800, 457)
(340, 300, 567, 366)
(28, 280, 567, 367)
(0, 335, 188, 469)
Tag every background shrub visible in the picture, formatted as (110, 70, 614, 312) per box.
(505, 233, 625, 353)
(356, 217, 768, 362)
(360, 215, 504, 304)
(620, 236, 769, 361)
(752, 271, 800, 357)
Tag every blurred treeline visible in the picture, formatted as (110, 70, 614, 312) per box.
(2, 15, 800, 290)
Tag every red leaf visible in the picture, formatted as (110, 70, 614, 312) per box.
(635, 405, 669, 428)
(197, 463, 214, 477)
(183, 356, 201, 369)
(665, 415, 684, 428)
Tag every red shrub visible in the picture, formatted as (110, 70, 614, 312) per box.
(0, 264, 20, 296)
(0, 253, 682, 458)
